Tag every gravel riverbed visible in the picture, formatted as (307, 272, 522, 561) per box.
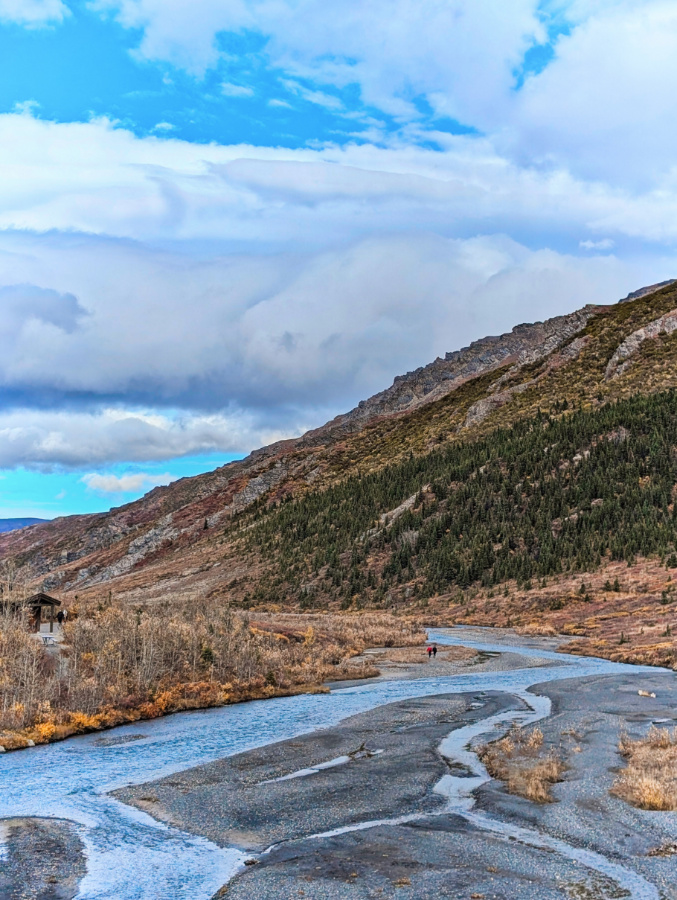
(3, 628, 676, 900)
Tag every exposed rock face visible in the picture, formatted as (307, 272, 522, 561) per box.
(605, 308, 677, 379)
(461, 334, 589, 430)
(461, 380, 535, 430)
(311, 306, 598, 439)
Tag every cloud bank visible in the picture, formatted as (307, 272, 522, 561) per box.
(1, 1, 677, 472)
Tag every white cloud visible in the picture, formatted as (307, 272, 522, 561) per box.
(221, 82, 255, 98)
(0, 226, 662, 445)
(0, 406, 299, 469)
(0, 112, 672, 475)
(82, 471, 177, 493)
(0, 0, 68, 26)
(95, 0, 544, 117)
(89, 0, 677, 189)
(510, 2, 677, 184)
(580, 239, 615, 251)
(4, 113, 677, 246)
(280, 79, 343, 111)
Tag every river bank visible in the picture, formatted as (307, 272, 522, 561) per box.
(0, 611, 425, 753)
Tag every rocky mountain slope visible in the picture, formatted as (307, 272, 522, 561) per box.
(4, 279, 677, 670)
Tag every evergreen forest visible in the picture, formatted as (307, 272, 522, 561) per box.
(245, 389, 677, 606)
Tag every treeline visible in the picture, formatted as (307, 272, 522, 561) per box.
(245, 390, 677, 605)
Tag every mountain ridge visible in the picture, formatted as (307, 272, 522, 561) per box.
(4, 278, 677, 641)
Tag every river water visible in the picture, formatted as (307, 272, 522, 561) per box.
(0, 628, 664, 899)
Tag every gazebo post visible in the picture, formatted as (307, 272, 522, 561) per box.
(35, 605, 41, 633)
(50, 602, 54, 633)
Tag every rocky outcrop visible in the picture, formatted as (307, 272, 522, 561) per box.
(230, 461, 289, 513)
(86, 515, 180, 584)
(308, 307, 598, 442)
(461, 380, 535, 430)
(620, 279, 676, 303)
(462, 335, 589, 431)
(605, 308, 677, 380)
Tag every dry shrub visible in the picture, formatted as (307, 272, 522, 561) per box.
(612, 726, 677, 810)
(516, 622, 557, 637)
(478, 725, 565, 803)
(0, 598, 425, 748)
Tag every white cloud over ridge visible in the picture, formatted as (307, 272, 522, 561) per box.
(0, 406, 298, 470)
(82, 471, 177, 493)
(0, 110, 675, 469)
(0, 226, 662, 468)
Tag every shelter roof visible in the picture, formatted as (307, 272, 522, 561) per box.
(27, 592, 61, 607)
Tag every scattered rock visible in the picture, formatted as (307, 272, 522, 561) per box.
(605, 308, 677, 380)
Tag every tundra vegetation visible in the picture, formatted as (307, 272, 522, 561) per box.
(0, 594, 423, 750)
(612, 726, 677, 810)
(477, 726, 566, 803)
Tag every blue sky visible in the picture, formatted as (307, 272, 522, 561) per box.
(1, 0, 676, 517)
(0, 453, 239, 519)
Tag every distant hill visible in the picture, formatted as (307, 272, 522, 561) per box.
(0, 518, 47, 534)
(3, 279, 677, 667)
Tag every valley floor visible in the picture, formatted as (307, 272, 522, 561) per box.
(3, 630, 677, 900)
(116, 630, 677, 900)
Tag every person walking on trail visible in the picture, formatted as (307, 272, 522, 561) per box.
(432, 645, 437, 658)
(57, 610, 64, 626)
(427, 645, 433, 658)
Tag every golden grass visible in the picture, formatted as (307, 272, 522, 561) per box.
(478, 726, 565, 803)
(515, 622, 558, 637)
(611, 726, 677, 810)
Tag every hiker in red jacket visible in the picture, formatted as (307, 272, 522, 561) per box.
(427, 645, 433, 658)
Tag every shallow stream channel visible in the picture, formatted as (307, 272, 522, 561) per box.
(0, 628, 669, 899)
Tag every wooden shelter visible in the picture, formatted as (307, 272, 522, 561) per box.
(27, 592, 61, 633)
